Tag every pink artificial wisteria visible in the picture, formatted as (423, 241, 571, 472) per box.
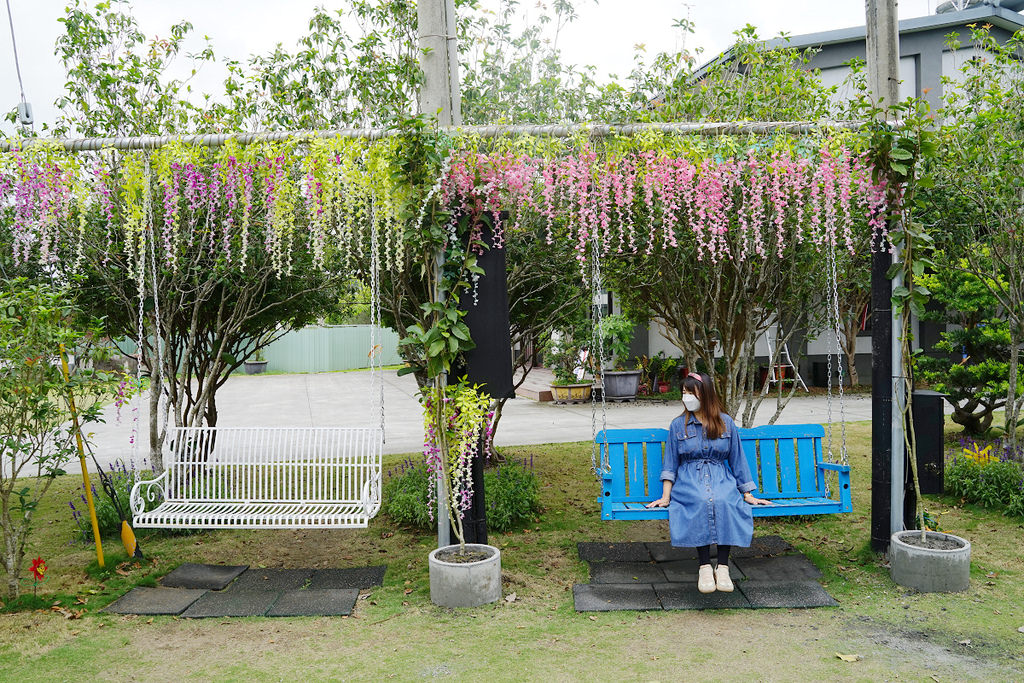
(439, 144, 890, 267)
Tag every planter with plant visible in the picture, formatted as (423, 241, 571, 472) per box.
(598, 314, 641, 401)
(543, 330, 592, 404)
(865, 97, 971, 592)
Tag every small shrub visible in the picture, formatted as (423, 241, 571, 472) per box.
(69, 458, 143, 540)
(946, 438, 1024, 519)
(381, 458, 433, 530)
(381, 456, 542, 533)
(485, 458, 541, 532)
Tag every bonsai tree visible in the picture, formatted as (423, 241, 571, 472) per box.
(917, 261, 1016, 436)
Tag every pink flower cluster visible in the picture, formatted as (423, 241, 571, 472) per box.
(440, 145, 889, 265)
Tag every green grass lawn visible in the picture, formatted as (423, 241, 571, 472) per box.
(1, 420, 1023, 681)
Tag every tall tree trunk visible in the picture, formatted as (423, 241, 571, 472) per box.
(1007, 335, 1021, 454)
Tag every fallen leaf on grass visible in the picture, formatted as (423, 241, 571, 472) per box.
(1018, 625, 1024, 633)
(835, 653, 861, 662)
(403, 588, 413, 595)
(958, 639, 971, 646)
(75, 597, 88, 605)
(51, 606, 83, 620)
(986, 571, 998, 578)
(588, 616, 597, 621)
(504, 592, 517, 603)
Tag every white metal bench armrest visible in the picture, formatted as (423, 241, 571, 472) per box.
(130, 470, 169, 518)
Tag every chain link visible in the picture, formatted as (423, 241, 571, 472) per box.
(143, 156, 167, 461)
(369, 195, 385, 439)
(590, 229, 609, 477)
(824, 219, 849, 497)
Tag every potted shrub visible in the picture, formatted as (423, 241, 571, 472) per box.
(598, 314, 641, 401)
(660, 357, 679, 393)
(543, 333, 592, 404)
(244, 348, 269, 374)
(421, 382, 502, 608)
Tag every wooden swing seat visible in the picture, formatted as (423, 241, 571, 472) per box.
(130, 426, 383, 529)
(597, 424, 851, 521)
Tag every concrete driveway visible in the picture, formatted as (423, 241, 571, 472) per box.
(81, 369, 879, 472)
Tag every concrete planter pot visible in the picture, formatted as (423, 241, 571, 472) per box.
(890, 530, 971, 593)
(550, 383, 593, 403)
(244, 360, 268, 375)
(603, 370, 641, 401)
(428, 543, 501, 608)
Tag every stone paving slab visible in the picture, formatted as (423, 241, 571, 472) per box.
(738, 580, 839, 609)
(159, 563, 249, 590)
(589, 562, 667, 584)
(646, 543, 715, 562)
(180, 590, 282, 618)
(653, 583, 751, 610)
(103, 587, 208, 615)
(577, 542, 653, 563)
(307, 566, 386, 590)
(224, 568, 314, 593)
(572, 583, 662, 612)
(733, 554, 822, 582)
(267, 589, 359, 617)
(731, 535, 795, 558)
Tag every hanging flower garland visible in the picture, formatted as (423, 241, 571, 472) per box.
(1, 132, 888, 281)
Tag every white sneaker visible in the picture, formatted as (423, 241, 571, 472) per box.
(715, 564, 734, 592)
(697, 564, 716, 593)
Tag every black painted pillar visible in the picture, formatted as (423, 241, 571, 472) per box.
(452, 221, 514, 545)
(871, 232, 893, 552)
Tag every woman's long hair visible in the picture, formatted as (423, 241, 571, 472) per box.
(682, 373, 727, 439)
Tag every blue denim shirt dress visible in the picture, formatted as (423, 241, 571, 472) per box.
(661, 413, 757, 548)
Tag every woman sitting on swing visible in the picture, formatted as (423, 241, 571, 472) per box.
(646, 373, 770, 593)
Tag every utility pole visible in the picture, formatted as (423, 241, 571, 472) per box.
(865, 0, 902, 552)
(418, 0, 461, 126)
(419, 0, 461, 549)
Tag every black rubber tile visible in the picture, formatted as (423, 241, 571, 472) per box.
(179, 590, 282, 618)
(103, 587, 207, 615)
(660, 560, 746, 582)
(653, 583, 751, 610)
(267, 589, 359, 617)
(307, 566, 386, 590)
(733, 554, 822, 581)
(731, 535, 795, 558)
(572, 583, 663, 612)
(647, 543, 716, 562)
(224, 568, 314, 593)
(160, 563, 248, 590)
(577, 542, 652, 563)
(738, 580, 839, 609)
(589, 562, 667, 584)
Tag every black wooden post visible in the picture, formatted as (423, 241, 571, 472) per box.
(870, 236, 893, 551)
(452, 221, 514, 545)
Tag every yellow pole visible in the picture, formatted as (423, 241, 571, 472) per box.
(58, 344, 104, 568)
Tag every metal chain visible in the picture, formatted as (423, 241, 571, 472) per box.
(145, 156, 170, 454)
(590, 229, 609, 477)
(369, 196, 385, 440)
(825, 220, 850, 497)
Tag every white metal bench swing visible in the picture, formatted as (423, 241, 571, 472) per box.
(588, 209, 853, 520)
(130, 161, 385, 529)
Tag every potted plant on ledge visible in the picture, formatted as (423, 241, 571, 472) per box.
(598, 314, 641, 401)
(244, 348, 269, 374)
(543, 333, 593, 404)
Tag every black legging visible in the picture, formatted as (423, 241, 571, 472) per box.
(697, 544, 731, 566)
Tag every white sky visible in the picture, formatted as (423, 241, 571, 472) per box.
(1, 0, 936, 135)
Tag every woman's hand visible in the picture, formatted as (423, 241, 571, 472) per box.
(743, 492, 771, 505)
(646, 496, 670, 509)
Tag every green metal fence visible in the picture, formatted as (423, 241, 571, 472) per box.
(113, 325, 402, 374)
(262, 325, 402, 373)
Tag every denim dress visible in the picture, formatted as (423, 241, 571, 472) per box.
(661, 413, 756, 548)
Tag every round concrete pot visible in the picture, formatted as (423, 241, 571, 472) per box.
(603, 369, 641, 401)
(428, 543, 501, 608)
(890, 530, 971, 593)
(244, 360, 268, 375)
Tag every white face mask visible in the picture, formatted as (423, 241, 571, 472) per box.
(681, 394, 701, 412)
